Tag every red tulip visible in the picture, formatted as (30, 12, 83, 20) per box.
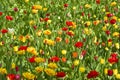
(62, 27, 68, 31)
(108, 53, 118, 64)
(110, 53, 118, 57)
(107, 13, 113, 17)
(81, 50, 87, 56)
(110, 19, 116, 24)
(14, 7, 18, 12)
(66, 21, 73, 26)
(81, 12, 84, 16)
(49, 56, 60, 62)
(105, 30, 110, 35)
(15, 66, 19, 72)
(96, 0, 100, 4)
(7, 74, 16, 80)
(28, 56, 35, 63)
(66, 31, 74, 36)
(44, 18, 49, 22)
(56, 72, 66, 78)
(0, 12, 3, 16)
(108, 70, 113, 76)
(33, 26, 37, 30)
(87, 70, 99, 79)
(6, 16, 13, 21)
(1, 29, 8, 34)
(74, 41, 83, 48)
(64, 4, 68, 7)
(18, 46, 28, 51)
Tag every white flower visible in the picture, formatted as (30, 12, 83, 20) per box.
(8, 28, 15, 34)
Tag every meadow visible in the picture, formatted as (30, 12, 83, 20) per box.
(0, 0, 120, 80)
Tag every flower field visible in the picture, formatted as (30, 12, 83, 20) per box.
(0, 0, 120, 80)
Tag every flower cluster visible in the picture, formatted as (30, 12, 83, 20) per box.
(0, 0, 120, 80)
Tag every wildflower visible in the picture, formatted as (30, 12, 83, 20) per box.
(13, 46, 18, 52)
(108, 53, 118, 64)
(36, 30, 42, 36)
(28, 56, 35, 63)
(7, 74, 16, 80)
(110, 2, 117, 6)
(18, 35, 26, 42)
(15, 66, 19, 72)
(93, 20, 100, 25)
(81, 50, 87, 57)
(74, 41, 83, 48)
(34, 57, 45, 63)
(25, 0, 29, 3)
(73, 6, 76, 10)
(44, 39, 55, 46)
(113, 24, 118, 29)
(116, 74, 120, 79)
(83, 28, 91, 35)
(113, 69, 118, 75)
(11, 63, 16, 69)
(102, 26, 107, 31)
(44, 17, 49, 22)
(85, 21, 91, 27)
(23, 72, 35, 79)
(29, 20, 35, 26)
(18, 46, 27, 51)
(105, 47, 109, 51)
(35, 66, 43, 73)
(0, 68, 7, 74)
(115, 43, 119, 49)
(47, 20, 52, 24)
(87, 70, 99, 79)
(85, 4, 91, 8)
(1, 29, 8, 34)
(61, 50, 67, 55)
(64, 3, 68, 7)
(108, 70, 113, 76)
(27, 47, 38, 55)
(48, 63, 58, 69)
(110, 19, 116, 24)
(15, 74, 20, 80)
(6, 16, 13, 21)
(61, 57, 67, 62)
(112, 16, 117, 20)
(65, 38, 69, 44)
(56, 72, 66, 78)
(55, 37, 62, 42)
(66, 21, 73, 26)
(73, 60, 79, 66)
(49, 56, 60, 62)
(96, 0, 100, 4)
(14, 7, 18, 12)
(43, 8, 48, 11)
(66, 31, 74, 36)
(32, 9, 38, 14)
(104, 68, 108, 74)
(112, 32, 119, 37)
(39, 49, 44, 55)
(32, 5, 42, 10)
(79, 67, 85, 73)
(0, 12, 3, 16)
(72, 52, 78, 58)
(107, 13, 113, 17)
(100, 58, 105, 64)
(105, 30, 110, 35)
(17, 50, 25, 55)
(44, 68, 56, 76)
(43, 29, 52, 35)
(8, 28, 14, 34)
